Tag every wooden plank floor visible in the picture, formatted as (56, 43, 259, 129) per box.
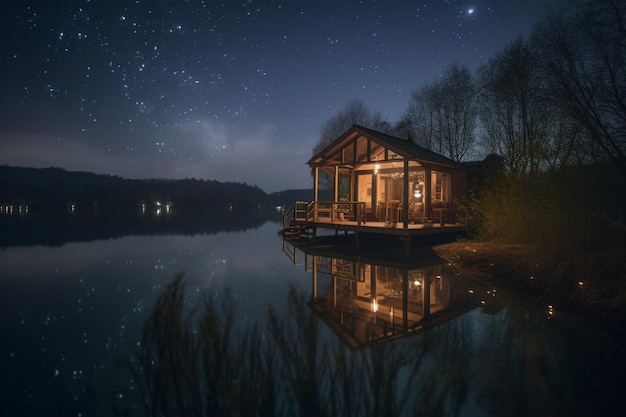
(308, 219, 466, 237)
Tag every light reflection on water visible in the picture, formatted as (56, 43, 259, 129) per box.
(1, 219, 625, 416)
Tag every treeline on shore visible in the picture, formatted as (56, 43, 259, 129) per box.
(465, 161, 626, 321)
(0, 165, 311, 211)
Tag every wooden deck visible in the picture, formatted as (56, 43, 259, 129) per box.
(307, 218, 466, 237)
(281, 201, 466, 241)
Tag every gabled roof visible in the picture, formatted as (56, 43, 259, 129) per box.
(308, 125, 467, 170)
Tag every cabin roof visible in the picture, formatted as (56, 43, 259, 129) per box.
(308, 124, 468, 170)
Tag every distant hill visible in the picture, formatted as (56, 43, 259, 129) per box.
(0, 165, 289, 211)
(267, 189, 312, 207)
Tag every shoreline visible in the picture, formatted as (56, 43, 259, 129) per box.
(433, 239, 626, 349)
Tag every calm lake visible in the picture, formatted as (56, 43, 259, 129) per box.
(1, 210, 625, 416)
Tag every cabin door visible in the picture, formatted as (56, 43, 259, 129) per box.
(356, 172, 375, 221)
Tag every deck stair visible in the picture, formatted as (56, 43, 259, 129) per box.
(280, 201, 314, 240)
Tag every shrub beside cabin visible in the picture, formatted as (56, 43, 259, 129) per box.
(283, 125, 469, 240)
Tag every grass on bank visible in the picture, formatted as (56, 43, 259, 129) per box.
(440, 164, 626, 334)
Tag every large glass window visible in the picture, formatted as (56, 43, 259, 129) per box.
(408, 169, 425, 203)
(357, 173, 372, 204)
(316, 168, 334, 202)
(343, 143, 355, 164)
(337, 168, 352, 201)
(355, 136, 369, 163)
(377, 172, 403, 202)
(432, 171, 451, 202)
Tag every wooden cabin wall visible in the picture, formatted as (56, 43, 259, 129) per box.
(451, 169, 468, 202)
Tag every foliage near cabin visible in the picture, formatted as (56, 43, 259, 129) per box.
(313, 0, 626, 305)
(465, 0, 626, 292)
(467, 164, 626, 314)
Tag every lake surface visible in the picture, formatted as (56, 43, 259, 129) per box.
(1, 211, 625, 416)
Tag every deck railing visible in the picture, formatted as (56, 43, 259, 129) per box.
(284, 200, 366, 227)
(282, 200, 465, 237)
(283, 200, 310, 227)
(311, 201, 366, 226)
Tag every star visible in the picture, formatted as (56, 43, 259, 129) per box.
(0, 0, 553, 192)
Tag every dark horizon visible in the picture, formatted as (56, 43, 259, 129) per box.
(0, 165, 313, 215)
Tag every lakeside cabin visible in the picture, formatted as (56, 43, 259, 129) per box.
(282, 125, 470, 241)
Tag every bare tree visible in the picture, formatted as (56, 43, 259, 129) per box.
(312, 99, 391, 156)
(404, 64, 477, 162)
(439, 64, 478, 162)
(477, 38, 561, 175)
(403, 82, 439, 151)
(532, 0, 626, 175)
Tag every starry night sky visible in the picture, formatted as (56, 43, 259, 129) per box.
(0, 1, 555, 192)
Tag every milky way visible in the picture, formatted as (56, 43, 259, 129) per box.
(0, 1, 555, 191)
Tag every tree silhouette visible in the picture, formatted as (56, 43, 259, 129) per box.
(532, 0, 626, 176)
(402, 63, 478, 162)
(313, 100, 392, 157)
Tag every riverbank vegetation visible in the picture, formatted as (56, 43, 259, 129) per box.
(315, 1, 626, 333)
(440, 163, 626, 339)
(453, 0, 626, 330)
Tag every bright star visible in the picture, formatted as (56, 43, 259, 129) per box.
(467, 8, 475, 15)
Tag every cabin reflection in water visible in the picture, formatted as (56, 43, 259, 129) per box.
(284, 241, 475, 350)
